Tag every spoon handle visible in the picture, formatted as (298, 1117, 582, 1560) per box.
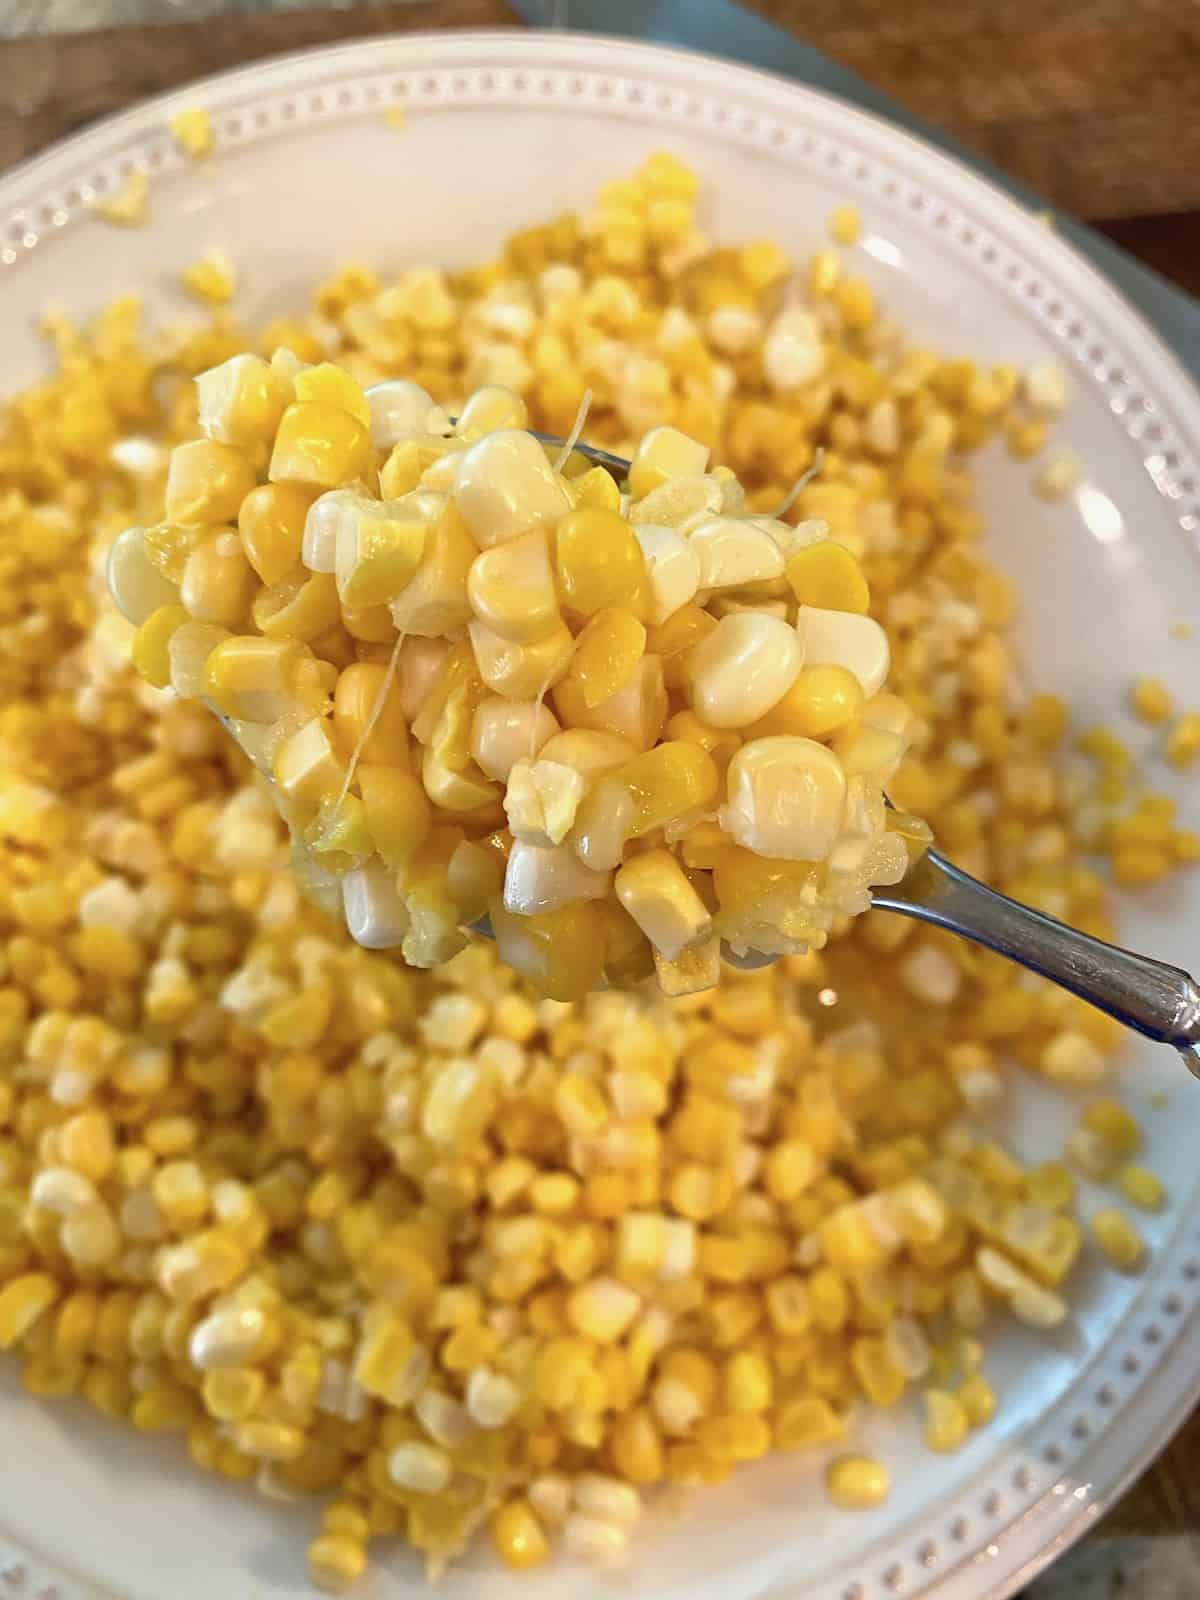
(871, 850, 1200, 1077)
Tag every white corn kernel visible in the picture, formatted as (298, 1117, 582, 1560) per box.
(563, 1513, 629, 1567)
(302, 490, 360, 573)
(342, 861, 410, 950)
(387, 1441, 453, 1494)
(189, 1305, 274, 1369)
(470, 697, 560, 782)
(864, 397, 901, 455)
(687, 613, 803, 728)
(465, 1367, 520, 1428)
(168, 620, 231, 699)
(763, 307, 826, 391)
(1035, 450, 1081, 501)
(529, 1473, 572, 1525)
(30, 1167, 98, 1216)
(706, 305, 762, 354)
(502, 839, 609, 915)
(573, 1474, 643, 1526)
(722, 736, 847, 860)
(454, 429, 571, 548)
(454, 384, 529, 441)
(632, 523, 700, 623)
(660, 1217, 697, 1280)
(687, 518, 785, 590)
(1040, 1030, 1107, 1085)
(107, 527, 179, 624)
(900, 943, 961, 1005)
(395, 636, 451, 721)
(1024, 360, 1068, 417)
(798, 606, 890, 697)
(364, 379, 447, 448)
(555, 655, 667, 751)
(414, 1387, 471, 1448)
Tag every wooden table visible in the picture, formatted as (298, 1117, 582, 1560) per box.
(3, 0, 1200, 294)
(1, 1, 1197, 1587)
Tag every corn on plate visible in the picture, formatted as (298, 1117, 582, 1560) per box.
(1, 33, 1200, 1600)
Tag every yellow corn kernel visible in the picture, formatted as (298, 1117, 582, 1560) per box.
(1081, 1100, 1141, 1157)
(1091, 1208, 1144, 1271)
(957, 1373, 997, 1427)
(771, 1393, 843, 1453)
(333, 664, 409, 767)
(851, 1335, 906, 1407)
(270, 402, 370, 489)
(1130, 676, 1172, 725)
(1118, 1165, 1165, 1212)
(204, 636, 307, 723)
(723, 1349, 772, 1413)
(333, 509, 427, 616)
(628, 425, 710, 499)
(491, 1500, 550, 1570)
(554, 1074, 609, 1136)
(610, 1405, 665, 1484)
(252, 569, 341, 641)
(696, 1412, 771, 1463)
(93, 170, 150, 225)
(616, 850, 712, 961)
(829, 205, 862, 245)
(747, 664, 865, 739)
(170, 106, 213, 158)
(826, 1454, 889, 1509)
(181, 251, 236, 305)
(568, 607, 646, 708)
(1166, 712, 1200, 769)
(533, 1336, 592, 1410)
(131, 604, 189, 688)
(202, 1366, 266, 1422)
(1027, 1162, 1075, 1211)
(165, 440, 255, 526)
(0, 1273, 60, 1350)
(924, 1388, 969, 1453)
(555, 507, 646, 616)
(295, 362, 371, 427)
(308, 1532, 368, 1594)
(357, 764, 430, 868)
(785, 541, 869, 612)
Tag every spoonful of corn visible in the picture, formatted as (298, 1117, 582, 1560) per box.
(107, 360, 1200, 1072)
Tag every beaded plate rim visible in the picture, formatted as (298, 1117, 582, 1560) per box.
(2, 29, 1200, 1600)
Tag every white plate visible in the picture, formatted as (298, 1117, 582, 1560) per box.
(2, 28, 1200, 1600)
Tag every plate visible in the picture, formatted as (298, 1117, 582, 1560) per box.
(2, 28, 1200, 1600)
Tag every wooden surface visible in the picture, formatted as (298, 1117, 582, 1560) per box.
(3, 0, 1200, 232)
(0, 0, 1197, 1563)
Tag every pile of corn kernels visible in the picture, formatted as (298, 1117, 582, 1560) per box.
(110, 355, 926, 995)
(0, 153, 1192, 1591)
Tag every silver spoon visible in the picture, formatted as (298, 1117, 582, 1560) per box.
(531, 435, 1200, 1076)
(222, 431, 1200, 1073)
